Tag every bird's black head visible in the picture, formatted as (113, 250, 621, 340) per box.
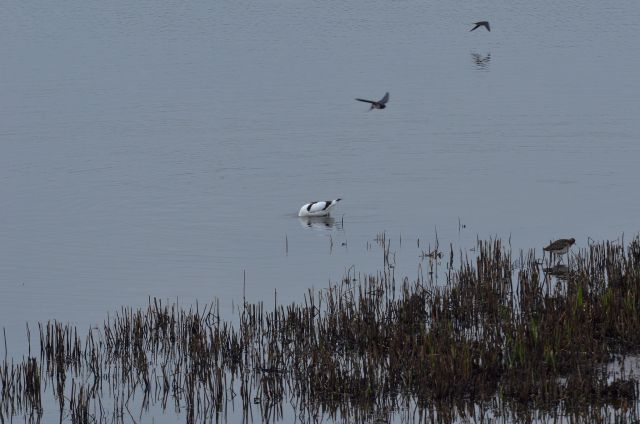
(379, 104, 386, 109)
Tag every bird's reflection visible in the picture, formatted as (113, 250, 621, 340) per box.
(298, 215, 343, 231)
(543, 264, 570, 281)
(471, 52, 491, 71)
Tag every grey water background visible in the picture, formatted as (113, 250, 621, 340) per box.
(1, 0, 639, 360)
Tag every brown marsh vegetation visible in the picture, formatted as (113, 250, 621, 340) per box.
(2, 236, 640, 423)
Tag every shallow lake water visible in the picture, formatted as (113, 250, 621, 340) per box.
(1, 0, 639, 419)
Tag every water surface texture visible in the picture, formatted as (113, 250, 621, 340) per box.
(1, 0, 639, 348)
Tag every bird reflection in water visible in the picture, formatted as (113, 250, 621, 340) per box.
(471, 52, 491, 70)
(298, 215, 343, 231)
(543, 264, 570, 282)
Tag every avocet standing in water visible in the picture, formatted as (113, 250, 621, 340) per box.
(298, 198, 342, 217)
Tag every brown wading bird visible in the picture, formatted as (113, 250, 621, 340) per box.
(470, 21, 490, 32)
(355, 92, 389, 110)
(543, 238, 576, 263)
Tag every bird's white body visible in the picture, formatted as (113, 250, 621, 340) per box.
(298, 199, 342, 217)
(550, 246, 571, 256)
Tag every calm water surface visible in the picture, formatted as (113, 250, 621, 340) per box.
(1, 0, 639, 361)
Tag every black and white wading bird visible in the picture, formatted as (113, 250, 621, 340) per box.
(470, 21, 490, 32)
(298, 199, 342, 217)
(355, 92, 389, 110)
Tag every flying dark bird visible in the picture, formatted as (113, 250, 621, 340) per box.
(298, 198, 342, 217)
(355, 92, 389, 110)
(470, 21, 490, 32)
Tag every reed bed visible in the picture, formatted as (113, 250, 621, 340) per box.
(2, 237, 640, 423)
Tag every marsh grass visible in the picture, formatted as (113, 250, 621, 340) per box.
(2, 237, 640, 423)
